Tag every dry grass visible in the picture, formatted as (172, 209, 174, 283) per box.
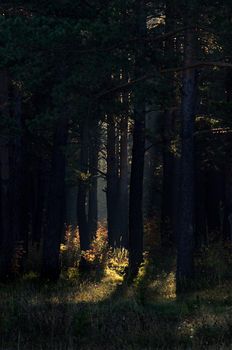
(2, 230, 232, 349)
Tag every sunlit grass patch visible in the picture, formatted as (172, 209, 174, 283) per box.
(4, 230, 232, 349)
(145, 271, 176, 301)
(72, 279, 117, 303)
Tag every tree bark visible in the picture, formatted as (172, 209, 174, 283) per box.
(161, 109, 176, 245)
(118, 114, 129, 247)
(88, 118, 99, 241)
(176, 27, 198, 292)
(0, 69, 14, 280)
(41, 115, 68, 281)
(128, 0, 146, 278)
(106, 114, 119, 247)
(77, 119, 90, 264)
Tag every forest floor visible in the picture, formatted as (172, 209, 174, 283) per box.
(1, 248, 232, 350)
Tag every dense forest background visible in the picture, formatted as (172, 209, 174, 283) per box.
(1, 0, 232, 349)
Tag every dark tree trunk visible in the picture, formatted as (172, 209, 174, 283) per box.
(223, 165, 232, 241)
(41, 116, 68, 281)
(106, 114, 119, 247)
(195, 168, 208, 248)
(88, 119, 99, 241)
(31, 159, 48, 246)
(161, 110, 176, 246)
(118, 115, 129, 247)
(205, 169, 224, 236)
(65, 185, 78, 236)
(176, 28, 198, 292)
(0, 70, 14, 280)
(128, 108, 146, 278)
(161, 0, 178, 246)
(11, 86, 27, 260)
(128, 0, 146, 278)
(77, 119, 90, 261)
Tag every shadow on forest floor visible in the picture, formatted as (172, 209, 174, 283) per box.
(1, 251, 232, 349)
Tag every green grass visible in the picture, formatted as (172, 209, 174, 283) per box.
(2, 262, 232, 350)
(1, 238, 232, 349)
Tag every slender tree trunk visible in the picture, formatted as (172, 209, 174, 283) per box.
(128, 0, 146, 278)
(128, 108, 146, 277)
(195, 168, 208, 248)
(41, 115, 68, 281)
(65, 185, 78, 237)
(118, 115, 129, 247)
(77, 119, 90, 270)
(161, 0, 178, 246)
(31, 160, 46, 245)
(0, 70, 14, 280)
(161, 110, 175, 245)
(176, 27, 198, 292)
(223, 72, 232, 241)
(88, 119, 99, 241)
(106, 114, 119, 247)
(224, 165, 232, 241)
(205, 169, 224, 236)
(11, 86, 26, 260)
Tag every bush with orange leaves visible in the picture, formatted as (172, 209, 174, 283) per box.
(61, 225, 80, 269)
(82, 225, 109, 270)
(61, 224, 129, 275)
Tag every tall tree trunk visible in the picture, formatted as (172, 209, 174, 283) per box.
(195, 167, 208, 248)
(77, 119, 90, 270)
(30, 159, 49, 247)
(0, 70, 14, 280)
(118, 114, 129, 247)
(128, 0, 146, 278)
(41, 116, 68, 281)
(223, 71, 232, 241)
(106, 114, 119, 247)
(65, 185, 78, 236)
(176, 27, 198, 292)
(88, 118, 99, 241)
(224, 165, 232, 241)
(11, 86, 27, 262)
(161, 109, 176, 246)
(205, 169, 224, 236)
(161, 0, 178, 246)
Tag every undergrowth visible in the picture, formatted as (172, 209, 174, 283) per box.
(1, 227, 232, 349)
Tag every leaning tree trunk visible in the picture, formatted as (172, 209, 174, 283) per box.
(176, 27, 198, 292)
(128, 0, 146, 278)
(41, 115, 68, 281)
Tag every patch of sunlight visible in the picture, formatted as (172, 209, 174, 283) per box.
(72, 280, 117, 303)
(177, 319, 196, 341)
(196, 115, 221, 126)
(170, 139, 181, 157)
(49, 296, 61, 304)
(150, 272, 176, 300)
(165, 272, 176, 299)
(147, 15, 165, 30)
(70, 264, 124, 304)
(105, 266, 124, 283)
